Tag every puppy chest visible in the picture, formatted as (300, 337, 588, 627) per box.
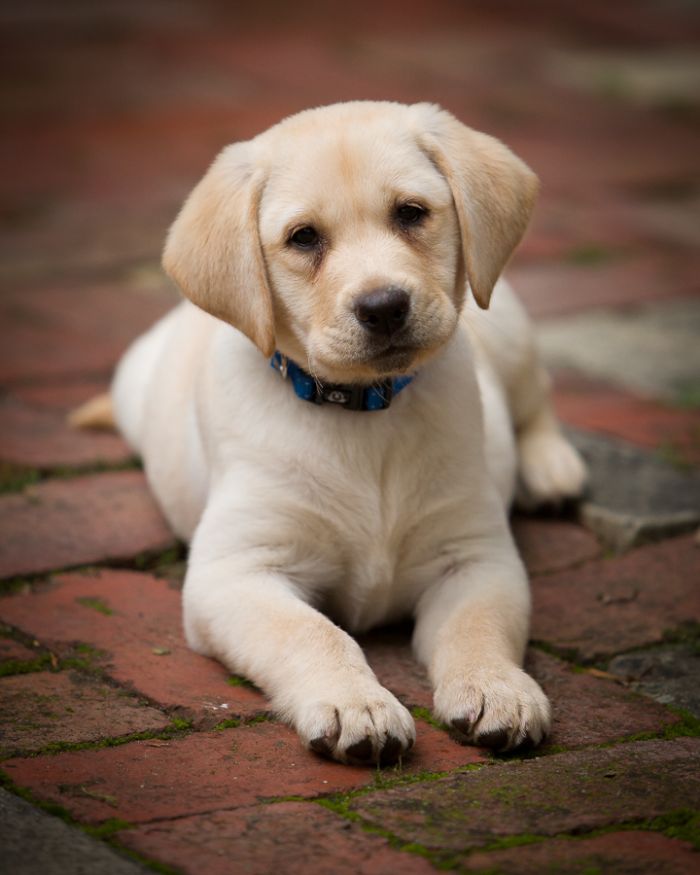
(317, 495, 459, 632)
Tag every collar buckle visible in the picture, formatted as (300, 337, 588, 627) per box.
(271, 352, 289, 379)
(270, 352, 412, 411)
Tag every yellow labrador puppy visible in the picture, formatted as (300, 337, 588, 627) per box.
(110, 102, 586, 765)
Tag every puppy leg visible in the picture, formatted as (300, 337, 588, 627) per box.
(184, 555, 415, 766)
(504, 327, 586, 506)
(516, 397, 587, 508)
(413, 552, 550, 751)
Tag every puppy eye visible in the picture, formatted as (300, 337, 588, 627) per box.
(289, 226, 321, 249)
(395, 203, 427, 226)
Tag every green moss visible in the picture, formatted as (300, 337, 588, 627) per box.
(49, 458, 142, 479)
(674, 382, 700, 411)
(0, 458, 143, 497)
(245, 713, 272, 725)
(655, 441, 695, 472)
(265, 794, 309, 804)
(619, 707, 700, 745)
(0, 577, 35, 595)
(662, 621, 700, 655)
(564, 244, 618, 266)
(83, 818, 133, 839)
(215, 713, 271, 731)
(104, 842, 183, 875)
(214, 718, 241, 731)
(316, 797, 464, 869)
(411, 706, 450, 732)
(661, 708, 700, 739)
(0, 461, 40, 494)
(0, 769, 75, 823)
(647, 809, 700, 848)
(75, 596, 113, 616)
(0, 654, 53, 677)
(28, 718, 193, 757)
(529, 638, 586, 666)
(132, 542, 186, 573)
(0, 628, 111, 678)
(227, 673, 258, 690)
(482, 832, 545, 851)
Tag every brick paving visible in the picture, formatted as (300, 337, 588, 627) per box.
(1, 1, 699, 873)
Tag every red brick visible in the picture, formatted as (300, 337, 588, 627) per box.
(463, 831, 698, 874)
(0, 472, 175, 578)
(552, 373, 700, 466)
(121, 801, 436, 875)
(0, 282, 174, 384)
(525, 649, 679, 749)
(412, 720, 486, 771)
(515, 118, 699, 201)
(347, 638, 680, 753)
(0, 636, 39, 663)
(350, 738, 700, 850)
(0, 670, 170, 758)
(10, 380, 112, 413)
(512, 517, 601, 576)
(509, 254, 698, 320)
(0, 569, 265, 722)
(360, 625, 433, 710)
(530, 535, 700, 659)
(1, 720, 482, 825)
(0, 395, 131, 469)
(522, 197, 646, 264)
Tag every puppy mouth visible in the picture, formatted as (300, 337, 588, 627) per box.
(368, 343, 417, 373)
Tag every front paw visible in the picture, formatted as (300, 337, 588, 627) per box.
(434, 663, 550, 752)
(294, 684, 416, 766)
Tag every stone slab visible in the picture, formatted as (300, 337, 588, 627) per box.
(536, 298, 700, 404)
(121, 801, 435, 875)
(530, 534, 700, 660)
(0, 670, 171, 758)
(608, 644, 700, 718)
(0, 788, 149, 875)
(0, 471, 175, 578)
(570, 430, 700, 551)
(350, 738, 700, 851)
(524, 649, 680, 749)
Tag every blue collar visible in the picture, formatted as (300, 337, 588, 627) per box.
(270, 352, 413, 411)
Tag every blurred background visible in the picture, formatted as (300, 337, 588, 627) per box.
(2, 7, 700, 867)
(1, 0, 699, 470)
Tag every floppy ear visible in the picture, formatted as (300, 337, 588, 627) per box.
(162, 142, 275, 356)
(416, 105, 538, 310)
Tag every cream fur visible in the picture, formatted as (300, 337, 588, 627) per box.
(112, 101, 586, 764)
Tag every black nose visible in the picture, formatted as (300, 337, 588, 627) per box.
(353, 287, 411, 337)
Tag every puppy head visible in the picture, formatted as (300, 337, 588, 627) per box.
(163, 102, 537, 383)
